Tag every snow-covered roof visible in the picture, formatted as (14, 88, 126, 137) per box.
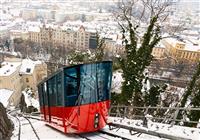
(0, 25, 9, 31)
(182, 30, 199, 36)
(20, 59, 42, 75)
(0, 89, 13, 107)
(28, 26, 40, 32)
(0, 61, 21, 76)
(163, 38, 200, 52)
(155, 42, 166, 48)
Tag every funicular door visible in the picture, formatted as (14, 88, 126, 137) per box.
(65, 67, 79, 131)
(43, 82, 51, 122)
(46, 77, 58, 123)
(39, 84, 46, 120)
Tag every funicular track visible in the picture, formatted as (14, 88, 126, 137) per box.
(107, 106, 200, 140)
(12, 115, 21, 140)
(20, 114, 131, 140)
(77, 130, 133, 140)
(8, 105, 199, 140)
(8, 110, 40, 140)
(7, 109, 21, 140)
(22, 115, 40, 140)
(107, 122, 191, 140)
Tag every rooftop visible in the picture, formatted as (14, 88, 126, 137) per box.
(0, 89, 13, 107)
(20, 59, 42, 75)
(0, 62, 21, 76)
(163, 37, 200, 52)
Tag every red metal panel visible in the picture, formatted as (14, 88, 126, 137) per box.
(40, 100, 110, 133)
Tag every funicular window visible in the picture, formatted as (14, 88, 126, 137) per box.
(65, 68, 78, 96)
(48, 77, 57, 106)
(38, 84, 43, 106)
(64, 67, 79, 106)
(56, 73, 63, 106)
(43, 82, 48, 106)
(96, 63, 105, 101)
(79, 64, 98, 105)
(104, 62, 112, 100)
(95, 62, 112, 102)
(78, 62, 112, 105)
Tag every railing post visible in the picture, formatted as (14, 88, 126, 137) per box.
(171, 108, 180, 126)
(116, 105, 121, 118)
(124, 107, 127, 119)
(143, 106, 149, 127)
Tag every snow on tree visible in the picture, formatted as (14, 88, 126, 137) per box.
(177, 62, 200, 126)
(67, 32, 106, 65)
(114, 0, 170, 109)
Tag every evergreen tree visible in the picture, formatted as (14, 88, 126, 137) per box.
(94, 32, 105, 61)
(4, 40, 10, 51)
(118, 16, 162, 107)
(180, 62, 200, 108)
(177, 62, 200, 123)
(112, 0, 170, 112)
(145, 84, 167, 107)
(188, 84, 200, 127)
(67, 50, 92, 65)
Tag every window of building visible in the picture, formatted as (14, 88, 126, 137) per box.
(26, 78, 29, 83)
(26, 68, 31, 73)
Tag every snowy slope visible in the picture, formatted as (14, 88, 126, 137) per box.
(109, 117, 200, 140)
(9, 114, 200, 140)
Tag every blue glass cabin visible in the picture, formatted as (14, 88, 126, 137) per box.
(38, 61, 112, 107)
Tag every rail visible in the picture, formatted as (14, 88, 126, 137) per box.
(109, 106, 200, 126)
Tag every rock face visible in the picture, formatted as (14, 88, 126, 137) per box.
(0, 103, 13, 140)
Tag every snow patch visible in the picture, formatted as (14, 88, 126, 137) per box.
(22, 89, 39, 110)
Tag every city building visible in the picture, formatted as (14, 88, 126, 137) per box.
(22, 9, 37, 20)
(104, 39, 124, 55)
(162, 38, 200, 62)
(19, 59, 47, 92)
(0, 27, 9, 40)
(152, 43, 166, 59)
(29, 25, 92, 50)
(10, 29, 29, 40)
(0, 61, 22, 106)
(0, 58, 47, 107)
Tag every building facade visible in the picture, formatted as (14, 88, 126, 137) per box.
(0, 61, 22, 106)
(20, 59, 47, 92)
(162, 38, 200, 62)
(0, 58, 47, 106)
(152, 45, 166, 59)
(29, 25, 91, 50)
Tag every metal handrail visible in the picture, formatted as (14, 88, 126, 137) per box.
(109, 106, 200, 125)
(110, 106, 200, 111)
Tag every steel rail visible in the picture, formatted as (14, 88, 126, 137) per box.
(98, 130, 132, 140)
(22, 116, 40, 140)
(107, 122, 191, 140)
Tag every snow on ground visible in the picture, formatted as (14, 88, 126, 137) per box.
(8, 107, 200, 140)
(109, 117, 200, 140)
(102, 126, 164, 140)
(0, 89, 13, 107)
(10, 116, 84, 140)
(23, 89, 39, 110)
(111, 70, 123, 94)
(10, 115, 161, 140)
